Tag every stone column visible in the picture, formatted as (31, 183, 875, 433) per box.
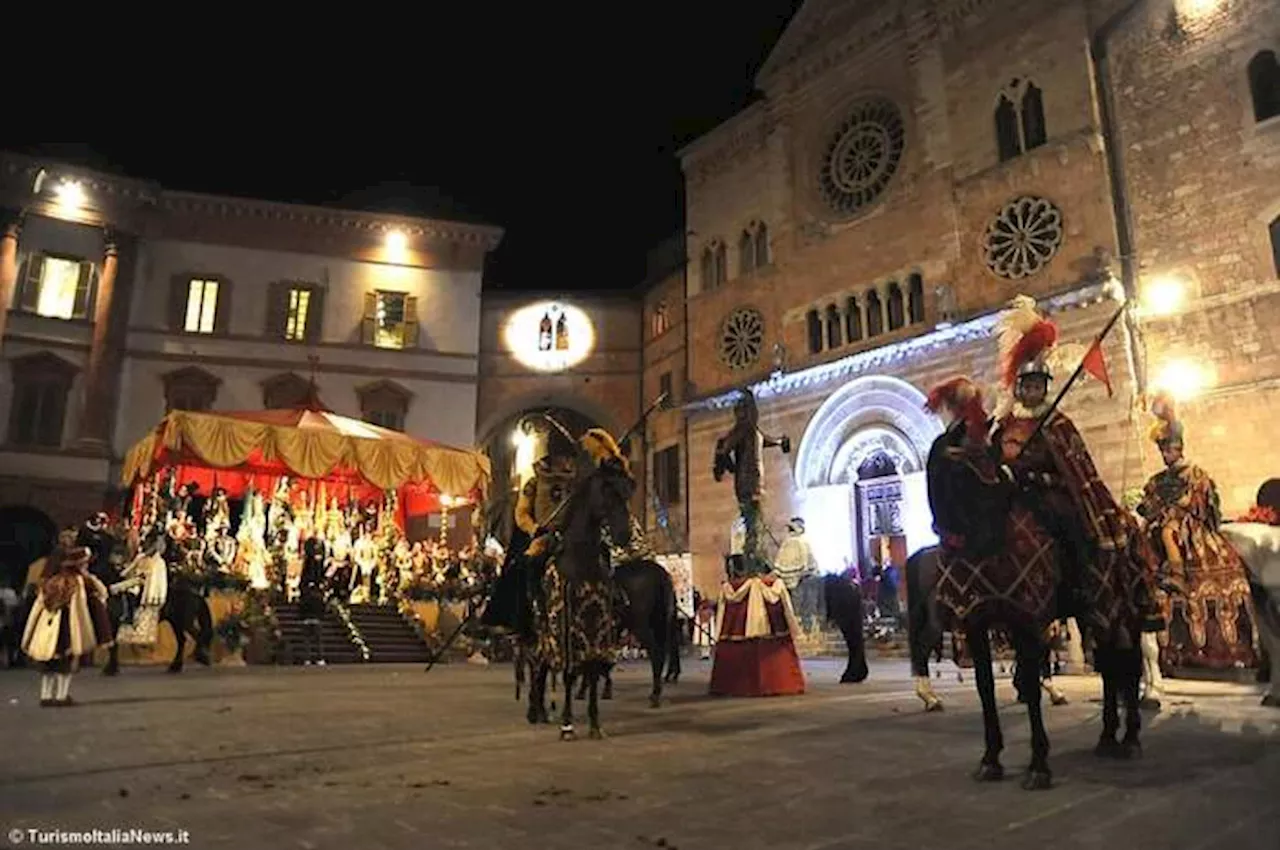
(0, 209, 21, 348)
(73, 230, 136, 454)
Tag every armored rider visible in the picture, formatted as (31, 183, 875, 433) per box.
(512, 426, 580, 625)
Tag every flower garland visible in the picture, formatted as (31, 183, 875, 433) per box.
(330, 599, 371, 662)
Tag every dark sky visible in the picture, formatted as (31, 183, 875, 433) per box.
(12, 2, 802, 292)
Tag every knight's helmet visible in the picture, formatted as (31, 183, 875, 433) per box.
(997, 295, 1059, 393)
(1147, 391, 1184, 450)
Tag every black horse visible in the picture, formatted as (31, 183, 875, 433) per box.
(91, 533, 215, 674)
(794, 573, 869, 684)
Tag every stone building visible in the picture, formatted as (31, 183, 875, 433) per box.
(0, 151, 502, 532)
(672, 0, 1280, 593)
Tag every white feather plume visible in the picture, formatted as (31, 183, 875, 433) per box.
(995, 294, 1043, 367)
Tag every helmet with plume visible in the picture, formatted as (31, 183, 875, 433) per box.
(581, 427, 630, 473)
(925, 376, 989, 441)
(1147, 390, 1184, 448)
(997, 294, 1059, 388)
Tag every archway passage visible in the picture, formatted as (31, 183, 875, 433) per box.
(792, 375, 942, 580)
(480, 406, 602, 545)
(0, 505, 56, 590)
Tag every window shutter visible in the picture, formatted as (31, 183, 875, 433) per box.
(214, 278, 232, 335)
(168, 276, 189, 331)
(403, 295, 420, 348)
(18, 255, 44, 312)
(305, 286, 326, 344)
(361, 292, 377, 345)
(72, 262, 94, 320)
(265, 282, 289, 338)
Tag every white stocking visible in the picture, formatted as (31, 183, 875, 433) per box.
(55, 673, 72, 701)
(40, 674, 55, 701)
(1141, 632, 1164, 700)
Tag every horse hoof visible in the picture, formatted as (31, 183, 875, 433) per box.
(972, 762, 1004, 782)
(1119, 739, 1143, 760)
(559, 726, 576, 742)
(1139, 697, 1162, 712)
(648, 695, 661, 709)
(166, 664, 183, 674)
(1094, 737, 1123, 759)
(102, 666, 119, 677)
(603, 687, 614, 701)
(195, 653, 212, 667)
(923, 699, 945, 713)
(1261, 693, 1280, 708)
(1021, 770, 1053, 791)
(840, 670, 869, 684)
(1050, 693, 1069, 707)
(588, 727, 606, 740)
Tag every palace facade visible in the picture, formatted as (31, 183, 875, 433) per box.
(0, 151, 502, 529)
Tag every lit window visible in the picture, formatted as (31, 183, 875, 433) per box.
(18, 255, 93, 320)
(376, 292, 406, 349)
(285, 288, 311, 341)
(185, 279, 219, 334)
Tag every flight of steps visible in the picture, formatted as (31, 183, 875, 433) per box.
(346, 603, 433, 664)
(273, 604, 365, 665)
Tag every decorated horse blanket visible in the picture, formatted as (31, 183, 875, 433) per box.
(534, 566, 617, 674)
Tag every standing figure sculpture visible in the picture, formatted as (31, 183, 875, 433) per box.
(713, 389, 790, 575)
(774, 518, 821, 632)
(1138, 393, 1257, 677)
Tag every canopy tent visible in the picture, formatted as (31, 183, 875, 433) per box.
(121, 404, 490, 520)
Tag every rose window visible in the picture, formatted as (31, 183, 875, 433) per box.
(983, 196, 1064, 279)
(719, 308, 764, 370)
(817, 99, 906, 217)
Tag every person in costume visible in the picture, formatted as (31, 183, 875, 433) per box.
(713, 389, 791, 574)
(205, 523, 238, 577)
(116, 530, 169, 645)
(924, 377, 993, 550)
(351, 530, 379, 604)
(773, 518, 821, 632)
(299, 535, 328, 665)
(990, 295, 1162, 647)
(203, 487, 230, 536)
(1137, 393, 1257, 671)
(21, 530, 112, 707)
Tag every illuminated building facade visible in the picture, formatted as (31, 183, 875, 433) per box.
(0, 151, 502, 530)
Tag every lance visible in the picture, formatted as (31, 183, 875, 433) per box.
(1013, 301, 1127, 464)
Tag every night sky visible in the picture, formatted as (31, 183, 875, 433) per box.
(11, 2, 802, 292)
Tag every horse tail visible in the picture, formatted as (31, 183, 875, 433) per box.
(514, 643, 525, 701)
(662, 567, 681, 679)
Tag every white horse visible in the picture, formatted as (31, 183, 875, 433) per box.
(1218, 523, 1280, 708)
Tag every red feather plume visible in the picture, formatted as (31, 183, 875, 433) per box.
(1002, 319, 1058, 388)
(925, 377, 988, 441)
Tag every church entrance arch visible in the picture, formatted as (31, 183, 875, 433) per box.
(793, 375, 942, 580)
(0, 504, 56, 590)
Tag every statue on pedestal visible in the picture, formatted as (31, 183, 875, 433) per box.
(712, 389, 790, 576)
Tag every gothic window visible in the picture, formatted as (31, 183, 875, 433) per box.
(866, 290, 884, 338)
(161, 366, 220, 413)
(907, 274, 925, 324)
(806, 309, 823, 354)
(718, 308, 764, 370)
(817, 98, 906, 218)
(714, 242, 727, 286)
(984, 196, 1065, 279)
(651, 301, 670, 338)
(887, 282, 906, 331)
(15, 254, 94, 320)
(826, 304, 843, 349)
(358, 380, 412, 432)
(266, 282, 325, 343)
(701, 241, 728, 291)
(738, 230, 756, 276)
(1270, 214, 1280, 277)
(6, 352, 76, 448)
(753, 221, 770, 268)
(261, 372, 313, 410)
(653, 445, 681, 504)
(1249, 50, 1280, 123)
(168, 275, 231, 334)
(844, 296, 863, 342)
(994, 79, 1047, 162)
(360, 291, 419, 349)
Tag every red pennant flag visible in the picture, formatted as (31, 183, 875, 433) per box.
(1082, 339, 1113, 397)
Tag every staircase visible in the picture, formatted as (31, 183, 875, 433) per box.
(346, 603, 433, 664)
(273, 604, 365, 665)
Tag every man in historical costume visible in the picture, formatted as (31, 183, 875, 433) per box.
(21, 530, 113, 706)
(773, 518, 822, 634)
(117, 530, 169, 645)
(990, 296, 1162, 648)
(1137, 393, 1257, 673)
(713, 389, 791, 575)
(203, 487, 231, 537)
(351, 530, 380, 605)
(204, 523, 238, 577)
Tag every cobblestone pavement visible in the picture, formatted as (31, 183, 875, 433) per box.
(0, 659, 1277, 850)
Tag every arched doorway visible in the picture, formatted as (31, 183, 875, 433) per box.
(0, 505, 57, 589)
(793, 375, 942, 576)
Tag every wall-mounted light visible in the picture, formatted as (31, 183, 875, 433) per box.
(384, 230, 408, 252)
(1175, 0, 1222, 19)
(1139, 275, 1187, 317)
(1150, 357, 1215, 402)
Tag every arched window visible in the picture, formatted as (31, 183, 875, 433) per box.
(6, 352, 76, 448)
(806, 309, 823, 354)
(358, 380, 412, 432)
(887, 282, 906, 331)
(261, 372, 313, 409)
(700, 248, 715, 292)
(995, 94, 1020, 162)
(1021, 83, 1047, 150)
(714, 242, 728, 287)
(866, 290, 884, 337)
(844, 296, 863, 342)
(1270, 214, 1280, 277)
(651, 301, 670, 338)
(754, 222, 770, 268)
(1249, 50, 1280, 123)
(161, 366, 220, 413)
(907, 274, 925, 324)
(738, 230, 755, 276)
(826, 304, 843, 349)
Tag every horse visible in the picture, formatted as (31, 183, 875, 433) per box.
(525, 452, 638, 740)
(789, 573, 870, 683)
(926, 434, 1150, 790)
(92, 533, 215, 675)
(906, 545, 1069, 711)
(1218, 522, 1280, 707)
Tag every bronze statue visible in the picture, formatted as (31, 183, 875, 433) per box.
(712, 389, 790, 576)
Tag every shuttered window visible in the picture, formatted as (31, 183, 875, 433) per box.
(361, 291, 419, 349)
(653, 445, 681, 505)
(16, 254, 94, 320)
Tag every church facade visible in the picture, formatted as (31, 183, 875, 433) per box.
(673, 0, 1280, 593)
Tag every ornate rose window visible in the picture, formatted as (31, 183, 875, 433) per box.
(719, 308, 765, 370)
(983, 196, 1064, 279)
(817, 99, 906, 218)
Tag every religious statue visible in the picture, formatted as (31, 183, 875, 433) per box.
(203, 487, 230, 538)
(712, 389, 790, 576)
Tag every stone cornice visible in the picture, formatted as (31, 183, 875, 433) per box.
(685, 282, 1114, 412)
(757, 1, 905, 93)
(677, 103, 774, 184)
(0, 150, 503, 252)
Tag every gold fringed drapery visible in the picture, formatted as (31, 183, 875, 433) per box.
(122, 410, 491, 498)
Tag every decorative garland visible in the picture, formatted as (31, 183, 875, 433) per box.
(330, 599, 371, 662)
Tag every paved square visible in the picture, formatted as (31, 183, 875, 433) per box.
(1, 659, 1277, 850)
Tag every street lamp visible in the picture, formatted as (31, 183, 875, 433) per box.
(1150, 358, 1216, 402)
(1139, 275, 1187, 318)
